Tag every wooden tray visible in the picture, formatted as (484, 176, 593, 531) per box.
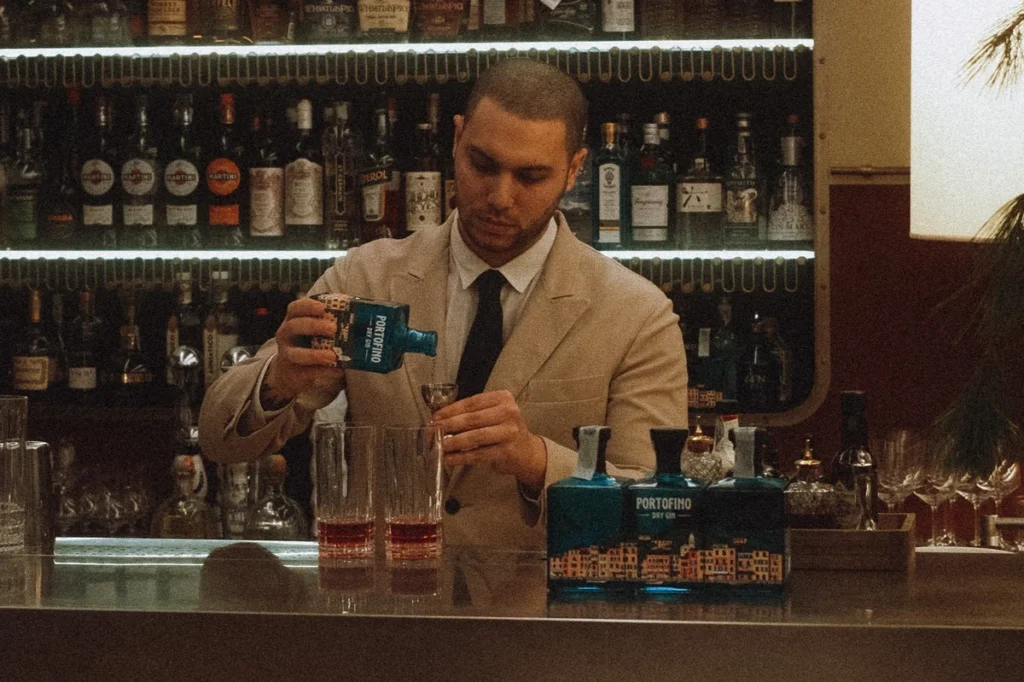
(789, 513, 916, 572)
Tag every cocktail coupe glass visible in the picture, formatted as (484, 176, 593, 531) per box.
(955, 473, 995, 547)
(978, 459, 1021, 549)
(913, 462, 956, 546)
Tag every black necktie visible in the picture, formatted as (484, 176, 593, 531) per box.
(457, 269, 506, 399)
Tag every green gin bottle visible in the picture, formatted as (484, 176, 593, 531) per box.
(628, 427, 705, 595)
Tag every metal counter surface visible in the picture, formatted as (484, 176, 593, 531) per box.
(1, 539, 1022, 681)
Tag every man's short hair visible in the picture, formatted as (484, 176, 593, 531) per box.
(464, 59, 589, 157)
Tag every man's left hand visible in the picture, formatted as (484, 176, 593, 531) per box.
(430, 390, 547, 491)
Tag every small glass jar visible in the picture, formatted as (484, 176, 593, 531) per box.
(785, 438, 837, 528)
(682, 416, 722, 483)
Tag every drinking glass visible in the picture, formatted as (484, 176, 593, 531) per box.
(420, 383, 458, 413)
(978, 459, 1021, 548)
(0, 396, 28, 553)
(314, 423, 377, 559)
(383, 425, 444, 561)
(913, 463, 956, 546)
(955, 473, 995, 547)
(877, 429, 919, 512)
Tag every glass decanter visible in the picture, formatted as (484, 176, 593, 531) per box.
(785, 438, 837, 529)
(681, 415, 721, 483)
(151, 455, 213, 539)
(244, 454, 308, 541)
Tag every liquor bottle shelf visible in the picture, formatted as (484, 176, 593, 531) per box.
(0, 41, 811, 89)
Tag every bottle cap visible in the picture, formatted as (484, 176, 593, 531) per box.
(572, 425, 612, 480)
(685, 418, 714, 455)
(263, 454, 287, 485)
(650, 427, 687, 475)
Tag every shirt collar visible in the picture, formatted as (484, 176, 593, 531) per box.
(449, 209, 558, 294)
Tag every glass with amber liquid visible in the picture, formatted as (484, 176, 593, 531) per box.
(383, 425, 443, 561)
(315, 423, 377, 559)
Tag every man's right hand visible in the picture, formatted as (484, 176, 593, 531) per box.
(260, 297, 346, 409)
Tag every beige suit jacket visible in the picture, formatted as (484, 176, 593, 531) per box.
(199, 211, 688, 551)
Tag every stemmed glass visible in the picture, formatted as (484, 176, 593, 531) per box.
(978, 459, 1021, 549)
(421, 383, 458, 414)
(955, 473, 995, 547)
(913, 463, 956, 546)
(877, 429, 922, 513)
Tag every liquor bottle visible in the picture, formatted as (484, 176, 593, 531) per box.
(80, 96, 119, 248)
(830, 390, 878, 530)
(66, 289, 105, 402)
(708, 295, 738, 402)
(767, 114, 814, 246)
(682, 0, 721, 39)
(104, 298, 155, 405)
(481, 0, 520, 40)
(244, 454, 308, 540)
(167, 271, 204, 385)
(360, 105, 401, 240)
(151, 455, 213, 539)
(738, 313, 779, 412)
(538, 0, 597, 38)
(676, 117, 724, 249)
(559, 136, 595, 245)
(724, 112, 762, 248)
(217, 459, 258, 538)
(761, 315, 792, 406)
(615, 112, 635, 157)
(722, 0, 770, 39)
(629, 122, 673, 248)
(36, 0, 78, 45)
(83, 0, 132, 46)
(162, 95, 204, 249)
(42, 87, 81, 248)
(547, 425, 630, 594)
(628, 427, 704, 593)
(239, 288, 276, 347)
(310, 292, 438, 373)
(785, 438, 837, 529)
(413, 0, 466, 39)
(428, 93, 456, 221)
(248, 111, 285, 245)
(205, 93, 246, 248)
(202, 0, 245, 41)
(284, 99, 324, 249)
(47, 290, 69, 397)
(148, 0, 194, 42)
(7, 109, 43, 246)
(601, 0, 635, 37)
(12, 288, 60, 397)
(358, 0, 411, 40)
(203, 270, 239, 392)
(703, 427, 788, 591)
(405, 122, 443, 234)
(297, 0, 356, 42)
(0, 1, 11, 46)
(653, 111, 675, 173)
(119, 95, 160, 249)
(323, 101, 364, 249)
(249, 0, 296, 43)
(638, 0, 677, 39)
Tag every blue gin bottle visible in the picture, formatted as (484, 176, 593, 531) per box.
(547, 425, 632, 597)
(628, 427, 705, 595)
(310, 293, 437, 374)
(703, 426, 788, 593)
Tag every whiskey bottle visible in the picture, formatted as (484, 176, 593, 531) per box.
(601, 0, 635, 37)
(724, 113, 762, 247)
(7, 108, 43, 246)
(148, 0, 194, 42)
(284, 99, 324, 249)
(248, 112, 285, 244)
(547, 425, 630, 594)
(120, 95, 160, 249)
(323, 101, 364, 249)
(767, 114, 814, 247)
(676, 117, 724, 249)
(405, 122, 443, 233)
(152, 455, 213, 539)
(298, 0, 356, 42)
(360, 105, 401, 240)
(202, 0, 245, 41)
(80, 96, 119, 248)
(162, 95, 203, 249)
(629, 122, 673, 248)
(249, 0, 295, 43)
(12, 288, 59, 396)
(205, 94, 246, 248)
(66, 289, 105, 402)
(830, 390, 878, 530)
(42, 87, 81, 248)
(310, 292, 438, 373)
(538, 0, 597, 38)
(593, 122, 627, 249)
(203, 270, 240, 391)
(628, 427, 704, 593)
(244, 454, 308, 540)
(358, 0, 411, 40)
(703, 426, 788, 591)
(413, 0, 467, 39)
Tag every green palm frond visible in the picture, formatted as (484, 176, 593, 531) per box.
(961, 5, 1024, 90)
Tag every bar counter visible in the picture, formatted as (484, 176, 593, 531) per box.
(1, 539, 1022, 681)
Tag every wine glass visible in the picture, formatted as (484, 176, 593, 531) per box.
(955, 474, 995, 547)
(978, 459, 1021, 549)
(420, 383, 458, 413)
(876, 429, 918, 513)
(913, 464, 956, 546)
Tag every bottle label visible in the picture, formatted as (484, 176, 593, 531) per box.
(81, 159, 115, 196)
(148, 0, 188, 36)
(698, 327, 711, 358)
(630, 184, 669, 239)
(212, 0, 242, 31)
(164, 159, 200, 197)
(167, 204, 198, 226)
(121, 159, 157, 196)
(250, 168, 285, 236)
(601, 0, 635, 32)
(209, 204, 240, 226)
(285, 159, 324, 226)
(725, 182, 758, 225)
(678, 181, 723, 213)
(483, 0, 506, 24)
(83, 204, 113, 226)
(299, 0, 357, 41)
(68, 366, 98, 391)
(13, 356, 49, 391)
(357, 0, 410, 32)
(206, 157, 241, 196)
(124, 204, 154, 226)
(597, 163, 621, 222)
(414, 0, 465, 36)
(404, 171, 442, 232)
(8, 189, 38, 242)
(360, 167, 395, 223)
(45, 210, 76, 242)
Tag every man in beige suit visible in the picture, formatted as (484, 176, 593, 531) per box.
(200, 59, 688, 551)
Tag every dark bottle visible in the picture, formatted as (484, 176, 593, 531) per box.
(0, 1, 12, 46)
(162, 95, 204, 249)
(297, 0, 356, 42)
(629, 122, 673, 249)
(323, 101, 364, 250)
(284, 99, 324, 249)
(547, 425, 630, 595)
(42, 86, 82, 248)
(412, 0, 466, 40)
(708, 295, 738, 402)
(703, 426, 788, 592)
(165, 271, 204, 384)
(724, 112, 762, 248)
(147, 0, 195, 42)
(248, 112, 285, 245)
(615, 112, 635, 158)
(830, 390, 878, 530)
(738, 313, 779, 413)
(202, 269, 239, 392)
(250, 0, 296, 43)
(202, 0, 245, 41)
(80, 96, 119, 248)
(204, 94, 246, 248)
(7, 108, 43, 246)
(83, 0, 133, 46)
(359, 105, 401, 241)
(239, 288, 276, 347)
(120, 95, 160, 249)
(538, 0, 597, 38)
(404, 122, 442, 234)
(628, 427, 704, 593)
(653, 111, 675, 173)
(357, 0, 411, 40)
(66, 289, 106, 402)
(12, 288, 60, 397)
(105, 298, 155, 406)
(676, 117, 724, 249)
(0, 102, 11, 249)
